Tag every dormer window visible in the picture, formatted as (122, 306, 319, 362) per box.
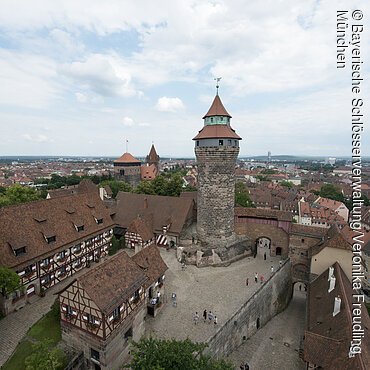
(75, 224, 84, 232)
(46, 235, 56, 244)
(14, 247, 26, 256)
(94, 217, 103, 225)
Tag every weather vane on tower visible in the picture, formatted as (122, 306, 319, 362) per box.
(214, 77, 222, 95)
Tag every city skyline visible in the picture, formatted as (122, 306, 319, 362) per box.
(0, 0, 369, 157)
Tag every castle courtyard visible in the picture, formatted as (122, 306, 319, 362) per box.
(146, 248, 285, 343)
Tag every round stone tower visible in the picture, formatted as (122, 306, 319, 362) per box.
(193, 93, 241, 247)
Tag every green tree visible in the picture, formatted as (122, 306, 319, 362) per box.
(100, 180, 132, 198)
(0, 267, 20, 295)
(280, 180, 294, 188)
(165, 174, 184, 196)
(109, 235, 119, 256)
(135, 180, 155, 195)
(25, 339, 63, 370)
(0, 185, 40, 207)
(319, 184, 344, 202)
(126, 337, 234, 370)
(235, 182, 254, 208)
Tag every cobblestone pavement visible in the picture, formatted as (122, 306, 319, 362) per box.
(0, 264, 98, 368)
(145, 249, 282, 344)
(226, 285, 306, 370)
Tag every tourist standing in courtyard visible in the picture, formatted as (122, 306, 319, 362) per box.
(203, 309, 207, 322)
(271, 266, 274, 273)
(193, 311, 199, 325)
(254, 272, 258, 283)
(246, 278, 249, 286)
(208, 310, 214, 323)
(214, 316, 218, 325)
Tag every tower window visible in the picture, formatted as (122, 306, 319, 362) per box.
(227, 140, 232, 145)
(219, 140, 224, 146)
(120, 169, 125, 176)
(196, 141, 199, 147)
(234, 140, 237, 146)
(220, 117, 223, 121)
(211, 117, 213, 123)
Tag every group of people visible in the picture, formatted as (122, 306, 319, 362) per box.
(193, 309, 218, 325)
(240, 362, 250, 370)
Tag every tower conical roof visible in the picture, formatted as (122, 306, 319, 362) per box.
(202, 95, 232, 119)
(147, 144, 159, 161)
(114, 152, 141, 163)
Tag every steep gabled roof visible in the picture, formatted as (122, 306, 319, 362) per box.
(114, 192, 194, 235)
(78, 250, 147, 314)
(203, 95, 232, 118)
(304, 262, 370, 369)
(0, 191, 114, 269)
(146, 144, 159, 163)
(132, 244, 168, 287)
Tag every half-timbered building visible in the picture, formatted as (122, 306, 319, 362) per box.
(59, 250, 148, 370)
(0, 191, 114, 316)
(132, 244, 168, 317)
(125, 215, 155, 253)
(113, 192, 196, 248)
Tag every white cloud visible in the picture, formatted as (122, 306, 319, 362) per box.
(156, 97, 185, 113)
(122, 116, 135, 126)
(23, 134, 51, 143)
(75, 92, 88, 103)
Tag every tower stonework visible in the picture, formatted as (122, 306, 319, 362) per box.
(193, 94, 241, 247)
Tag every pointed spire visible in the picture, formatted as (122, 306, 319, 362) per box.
(202, 95, 232, 119)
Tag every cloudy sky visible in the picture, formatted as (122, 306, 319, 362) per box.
(0, 0, 369, 158)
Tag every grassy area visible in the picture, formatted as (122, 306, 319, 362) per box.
(2, 301, 65, 370)
(28, 301, 61, 344)
(1, 340, 34, 370)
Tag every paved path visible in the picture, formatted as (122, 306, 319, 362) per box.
(0, 263, 98, 368)
(146, 249, 282, 343)
(226, 285, 306, 370)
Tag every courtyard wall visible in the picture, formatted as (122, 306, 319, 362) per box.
(204, 259, 292, 359)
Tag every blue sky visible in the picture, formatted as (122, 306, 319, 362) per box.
(0, 0, 369, 158)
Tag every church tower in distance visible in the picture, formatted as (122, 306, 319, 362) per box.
(193, 91, 241, 247)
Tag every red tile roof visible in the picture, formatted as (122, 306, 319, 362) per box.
(193, 125, 241, 140)
(304, 262, 370, 369)
(0, 192, 114, 269)
(203, 95, 232, 118)
(78, 250, 147, 314)
(132, 245, 168, 288)
(114, 152, 141, 164)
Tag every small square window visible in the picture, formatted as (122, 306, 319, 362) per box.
(219, 140, 223, 146)
(196, 141, 199, 147)
(90, 348, 100, 362)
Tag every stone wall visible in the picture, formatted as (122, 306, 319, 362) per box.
(61, 305, 146, 370)
(235, 223, 290, 258)
(195, 146, 239, 246)
(204, 259, 292, 359)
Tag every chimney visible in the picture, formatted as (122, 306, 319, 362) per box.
(328, 276, 336, 292)
(333, 296, 341, 316)
(144, 198, 148, 209)
(328, 266, 334, 281)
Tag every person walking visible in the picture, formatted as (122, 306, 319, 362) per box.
(246, 278, 249, 286)
(214, 316, 218, 325)
(254, 272, 258, 283)
(240, 362, 245, 370)
(264, 252, 266, 260)
(203, 309, 207, 322)
(271, 266, 274, 273)
(193, 311, 199, 325)
(208, 310, 214, 324)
